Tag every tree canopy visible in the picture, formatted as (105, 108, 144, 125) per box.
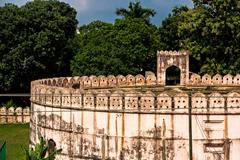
(0, 0, 77, 92)
(159, 6, 189, 51)
(1, 0, 240, 95)
(116, 1, 156, 24)
(71, 18, 160, 76)
(72, 0, 240, 76)
(179, 0, 240, 75)
(159, 0, 240, 75)
(71, 1, 159, 76)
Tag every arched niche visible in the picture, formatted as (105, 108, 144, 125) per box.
(157, 50, 189, 85)
(47, 139, 56, 155)
(165, 65, 181, 85)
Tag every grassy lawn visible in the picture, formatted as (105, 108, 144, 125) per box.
(0, 123, 29, 160)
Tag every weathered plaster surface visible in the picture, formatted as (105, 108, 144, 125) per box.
(30, 51, 240, 160)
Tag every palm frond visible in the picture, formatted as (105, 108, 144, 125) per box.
(115, 1, 156, 22)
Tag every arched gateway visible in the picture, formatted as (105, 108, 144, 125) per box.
(157, 50, 189, 85)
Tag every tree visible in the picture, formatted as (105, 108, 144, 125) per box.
(116, 1, 156, 24)
(112, 18, 160, 74)
(177, 0, 240, 75)
(0, 0, 77, 92)
(159, 6, 189, 51)
(71, 21, 117, 76)
(24, 137, 62, 160)
(71, 19, 160, 76)
(158, 6, 201, 72)
(0, 4, 22, 92)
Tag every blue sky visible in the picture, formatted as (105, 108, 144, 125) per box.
(0, 0, 193, 26)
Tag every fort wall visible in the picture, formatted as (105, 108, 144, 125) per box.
(30, 76, 240, 160)
(0, 107, 30, 123)
(30, 51, 240, 160)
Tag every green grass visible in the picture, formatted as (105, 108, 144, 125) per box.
(0, 123, 29, 160)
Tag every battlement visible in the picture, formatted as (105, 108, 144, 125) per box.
(157, 50, 188, 56)
(0, 107, 30, 123)
(30, 50, 240, 88)
(189, 73, 240, 85)
(31, 72, 240, 90)
(31, 79, 240, 114)
(30, 50, 240, 113)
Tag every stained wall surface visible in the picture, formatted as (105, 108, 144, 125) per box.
(30, 51, 240, 160)
(30, 77, 240, 160)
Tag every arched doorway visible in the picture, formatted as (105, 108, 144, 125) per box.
(166, 66, 181, 85)
(48, 139, 56, 155)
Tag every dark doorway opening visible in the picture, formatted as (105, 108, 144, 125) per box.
(166, 66, 180, 85)
(48, 139, 56, 155)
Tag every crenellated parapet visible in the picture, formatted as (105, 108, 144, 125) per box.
(31, 50, 240, 89)
(31, 72, 240, 92)
(189, 73, 240, 86)
(0, 107, 30, 123)
(31, 81, 240, 114)
(31, 72, 157, 90)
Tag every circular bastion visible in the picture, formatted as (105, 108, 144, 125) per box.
(30, 51, 240, 160)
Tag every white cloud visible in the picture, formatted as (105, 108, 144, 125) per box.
(61, 0, 89, 11)
(0, 0, 30, 6)
(0, 0, 194, 25)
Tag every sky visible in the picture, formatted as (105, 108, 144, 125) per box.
(0, 0, 193, 26)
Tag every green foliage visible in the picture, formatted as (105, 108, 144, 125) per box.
(159, 6, 189, 51)
(71, 21, 115, 76)
(0, 123, 29, 160)
(71, 1, 159, 76)
(159, 0, 240, 75)
(177, 0, 240, 75)
(0, 0, 77, 93)
(24, 137, 62, 160)
(158, 6, 201, 72)
(112, 18, 160, 74)
(116, 1, 156, 24)
(1, 0, 239, 89)
(1, 100, 16, 108)
(71, 19, 160, 76)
